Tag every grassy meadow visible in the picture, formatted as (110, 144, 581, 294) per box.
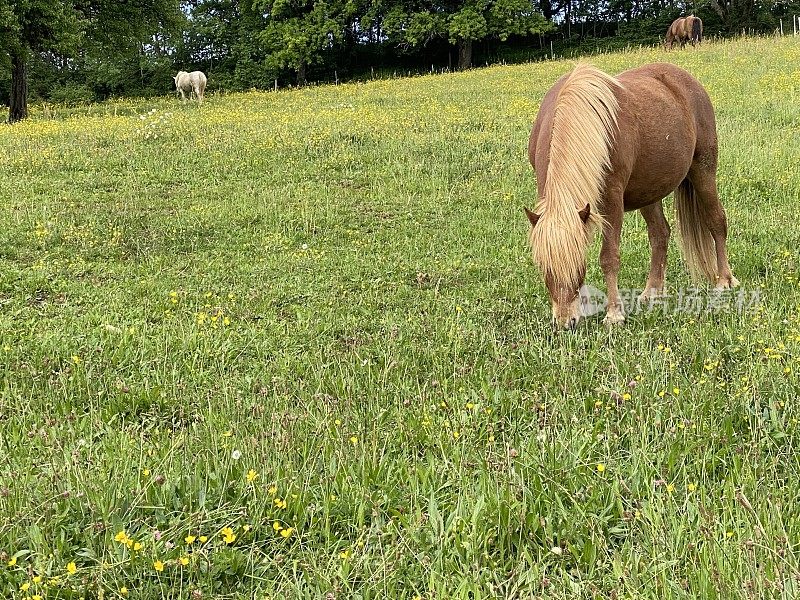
(2, 35, 800, 599)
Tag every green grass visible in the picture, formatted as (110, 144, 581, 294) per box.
(2, 35, 800, 599)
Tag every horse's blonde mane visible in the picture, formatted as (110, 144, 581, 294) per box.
(529, 63, 622, 289)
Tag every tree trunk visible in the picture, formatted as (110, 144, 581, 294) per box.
(539, 0, 554, 21)
(9, 49, 29, 124)
(457, 39, 472, 70)
(296, 63, 307, 86)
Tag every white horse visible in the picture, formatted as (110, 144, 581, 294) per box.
(173, 71, 207, 103)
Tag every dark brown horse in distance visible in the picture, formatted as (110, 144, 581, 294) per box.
(664, 15, 703, 50)
(525, 63, 737, 329)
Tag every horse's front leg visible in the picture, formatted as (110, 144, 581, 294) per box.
(600, 197, 625, 326)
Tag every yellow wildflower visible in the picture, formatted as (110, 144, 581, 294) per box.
(220, 527, 236, 544)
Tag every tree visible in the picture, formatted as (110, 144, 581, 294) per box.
(256, 0, 344, 85)
(0, 0, 181, 123)
(383, 1, 551, 71)
(709, 0, 776, 32)
(0, 0, 83, 122)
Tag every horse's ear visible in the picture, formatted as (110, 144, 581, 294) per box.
(578, 203, 591, 223)
(524, 207, 540, 227)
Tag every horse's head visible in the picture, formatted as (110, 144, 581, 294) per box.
(525, 203, 592, 330)
(173, 71, 187, 88)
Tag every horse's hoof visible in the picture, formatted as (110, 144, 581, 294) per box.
(714, 275, 740, 290)
(603, 313, 626, 327)
(638, 288, 666, 303)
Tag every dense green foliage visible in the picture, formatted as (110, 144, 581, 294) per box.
(2, 0, 800, 111)
(1, 34, 800, 598)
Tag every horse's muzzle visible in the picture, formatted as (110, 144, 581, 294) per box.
(551, 316, 579, 331)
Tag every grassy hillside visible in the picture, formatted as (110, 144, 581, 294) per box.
(1, 35, 800, 599)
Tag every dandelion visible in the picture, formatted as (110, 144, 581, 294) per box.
(142, 468, 150, 477)
(273, 521, 282, 531)
(666, 483, 675, 493)
(199, 535, 208, 543)
(21, 582, 30, 591)
(66, 562, 77, 575)
(231, 449, 242, 460)
(154, 560, 164, 572)
(596, 463, 606, 473)
(114, 530, 128, 543)
(133, 542, 143, 551)
(268, 485, 277, 495)
(8, 556, 17, 567)
(280, 527, 293, 538)
(185, 535, 196, 544)
(349, 436, 358, 445)
(179, 556, 190, 566)
(32, 576, 41, 584)
(672, 388, 680, 395)
(246, 469, 258, 483)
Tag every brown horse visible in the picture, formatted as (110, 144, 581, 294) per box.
(664, 15, 703, 50)
(525, 63, 738, 329)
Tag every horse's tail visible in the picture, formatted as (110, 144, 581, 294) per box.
(675, 179, 718, 282)
(692, 17, 702, 43)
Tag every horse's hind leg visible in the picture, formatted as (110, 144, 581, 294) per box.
(639, 200, 670, 301)
(687, 167, 739, 289)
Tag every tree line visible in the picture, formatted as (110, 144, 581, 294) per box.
(2, 0, 798, 122)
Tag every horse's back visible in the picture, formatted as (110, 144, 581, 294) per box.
(612, 63, 716, 206)
(618, 63, 712, 117)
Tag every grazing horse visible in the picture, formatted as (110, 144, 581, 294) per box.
(525, 63, 738, 329)
(173, 71, 207, 103)
(664, 16, 703, 50)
